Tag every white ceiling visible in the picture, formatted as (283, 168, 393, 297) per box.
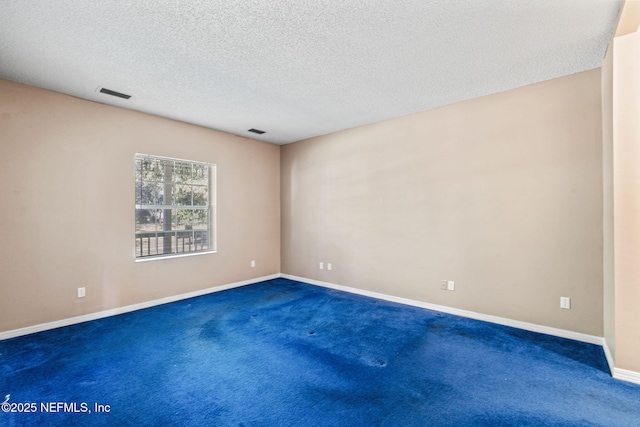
(0, 0, 623, 145)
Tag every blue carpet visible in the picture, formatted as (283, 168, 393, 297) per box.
(1, 278, 639, 426)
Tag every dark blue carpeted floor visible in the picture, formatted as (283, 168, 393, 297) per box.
(1, 278, 639, 426)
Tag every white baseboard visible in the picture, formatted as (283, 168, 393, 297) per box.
(283, 275, 640, 385)
(4, 272, 640, 386)
(613, 367, 640, 385)
(0, 274, 280, 341)
(602, 335, 640, 386)
(602, 339, 615, 376)
(281, 274, 604, 345)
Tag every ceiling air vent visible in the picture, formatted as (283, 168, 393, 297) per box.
(248, 128, 265, 135)
(99, 87, 131, 99)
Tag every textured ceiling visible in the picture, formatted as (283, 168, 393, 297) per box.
(0, 0, 623, 145)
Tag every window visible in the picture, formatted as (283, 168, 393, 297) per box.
(135, 154, 215, 259)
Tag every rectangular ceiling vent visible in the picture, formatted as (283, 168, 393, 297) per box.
(99, 87, 131, 99)
(248, 128, 265, 135)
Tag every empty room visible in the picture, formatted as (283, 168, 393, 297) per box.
(2, 1, 640, 425)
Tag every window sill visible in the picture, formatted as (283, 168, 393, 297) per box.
(135, 250, 216, 262)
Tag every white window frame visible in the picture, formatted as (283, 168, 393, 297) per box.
(134, 153, 216, 261)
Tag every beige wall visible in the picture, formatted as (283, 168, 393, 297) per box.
(2, 33, 638, 374)
(602, 43, 615, 360)
(0, 79, 280, 332)
(616, 0, 640, 37)
(612, 30, 640, 373)
(1, 60, 628, 354)
(282, 69, 604, 336)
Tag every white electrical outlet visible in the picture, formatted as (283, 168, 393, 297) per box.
(251, 260, 256, 268)
(319, 262, 324, 270)
(327, 263, 332, 271)
(560, 297, 571, 309)
(77, 287, 86, 298)
(441, 281, 448, 290)
(447, 281, 455, 291)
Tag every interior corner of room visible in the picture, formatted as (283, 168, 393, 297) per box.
(1, 0, 640, 387)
